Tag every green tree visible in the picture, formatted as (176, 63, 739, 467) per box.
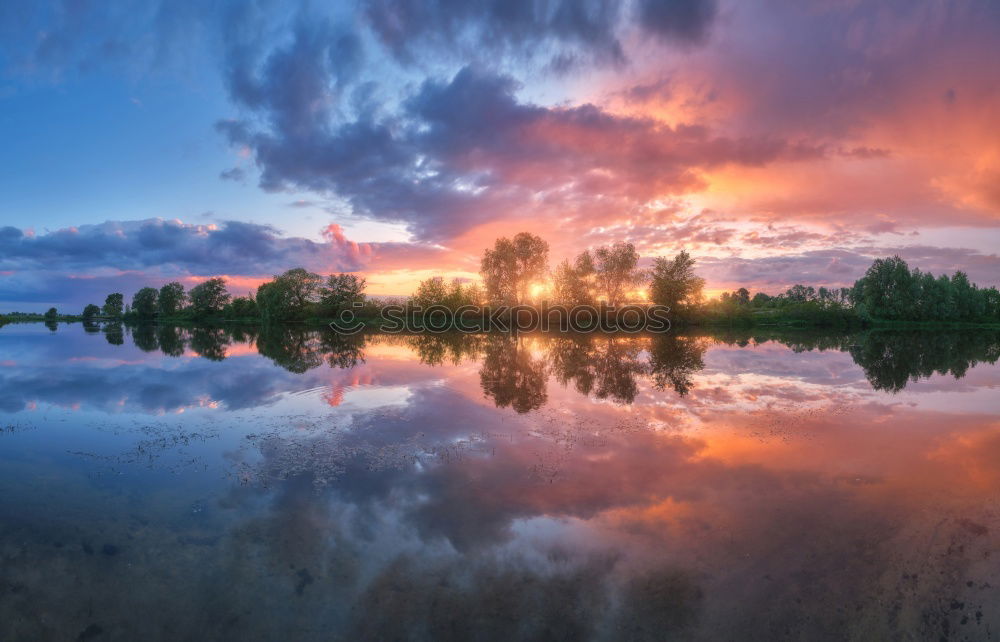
(649, 250, 705, 315)
(850, 256, 915, 320)
(411, 277, 450, 309)
(278, 268, 324, 309)
(480, 232, 549, 305)
(223, 296, 258, 318)
(158, 282, 186, 317)
(785, 285, 814, 302)
(255, 269, 323, 321)
(82, 303, 101, 319)
(256, 280, 292, 323)
(103, 293, 124, 318)
(188, 278, 230, 317)
(132, 287, 159, 318)
(734, 288, 750, 305)
(44, 307, 58, 320)
(319, 273, 366, 313)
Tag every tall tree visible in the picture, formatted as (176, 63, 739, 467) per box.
(103, 293, 124, 318)
(188, 278, 230, 317)
(132, 287, 159, 318)
(850, 256, 914, 320)
(480, 232, 549, 305)
(277, 268, 324, 309)
(593, 242, 640, 305)
(649, 250, 705, 314)
(158, 282, 186, 317)
(552, 252, 596, 307)
(82, 303, 101, 319)
(319, 273, 366, 313)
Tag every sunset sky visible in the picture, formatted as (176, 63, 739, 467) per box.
(1, 0, 999, 309)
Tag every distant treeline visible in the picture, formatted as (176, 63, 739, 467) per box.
(9, 233, 1000, 328)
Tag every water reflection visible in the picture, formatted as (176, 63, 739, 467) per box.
(849, 330, 1000, 392)
(1, 323, 999, 639)
(480, 335, 549, 412)
(13, 323, 1000, 406)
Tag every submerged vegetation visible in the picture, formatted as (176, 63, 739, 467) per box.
(6, 233, 1000, 329)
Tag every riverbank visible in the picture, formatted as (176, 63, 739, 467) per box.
(5, 312, 1000, 331)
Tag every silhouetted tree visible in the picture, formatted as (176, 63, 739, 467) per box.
(320, 273, 366, 313)
(480, 232, 549, 305)
(552, 251, 596, 306)
(223, 296, 258, 318)
(158, 282, 186, 317)
(132, 287, 159, 318)
(256, 269, 322, 321)
(103, 293, 124, 318)
(188, 278, 230, 317)
(280, 268, 324, 308)
(594, 242, 641, 304)
(44, 307, 58, 320)
(82, 303, 101, 319)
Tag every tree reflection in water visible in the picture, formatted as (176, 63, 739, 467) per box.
(549, 335, 648, 404)
(132, 323, 159, 352)
(849, 329, 1000, 392)
(648, 334, 708, 397)
(123, 326, 1000, 403)
(103, 321, 124, 345)
(256, 326, 325, 373)
(156, 325, 186, 356)
(479, 335, 548, 413)
(188, 327, 231, 361)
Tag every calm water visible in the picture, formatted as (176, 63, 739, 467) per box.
(1, 323, 999, 640)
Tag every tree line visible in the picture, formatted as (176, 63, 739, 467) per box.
(60, 232, 1000, 327)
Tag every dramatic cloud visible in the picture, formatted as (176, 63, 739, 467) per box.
(1, 0, 999, 303)
(0, 219, 371, 275)
(221, 59, 823, 241)
(362, 0, 720, 70)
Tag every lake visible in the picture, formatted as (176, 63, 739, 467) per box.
(1, 322, 999, 640)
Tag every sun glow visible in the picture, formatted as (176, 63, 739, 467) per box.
(530, 282, 549, 299)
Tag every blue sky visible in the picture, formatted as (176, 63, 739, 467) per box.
(2, 0, 1000, 310)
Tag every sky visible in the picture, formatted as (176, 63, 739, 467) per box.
(1, 0, 999, 310)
